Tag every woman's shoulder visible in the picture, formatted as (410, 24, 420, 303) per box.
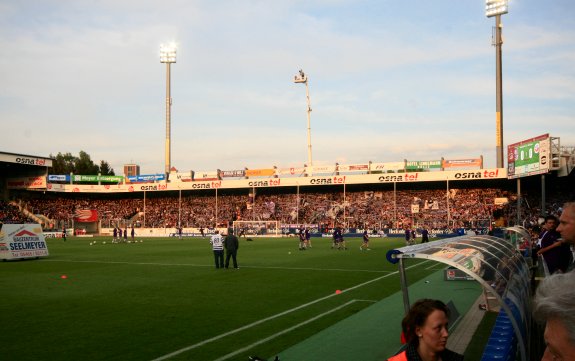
(442, 348, 464, 361)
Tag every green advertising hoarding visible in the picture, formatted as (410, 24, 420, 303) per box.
(72, 175, 124, 183)
(405, 160, 442, 170)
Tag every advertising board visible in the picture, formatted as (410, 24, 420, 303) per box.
(0, 224, 49, 260)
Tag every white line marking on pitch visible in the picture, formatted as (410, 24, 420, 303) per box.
(425, 262, 443, 270)
(213, 299, 374, 361)
(150, 260, 430, 361)
(43, 259, 392, 273)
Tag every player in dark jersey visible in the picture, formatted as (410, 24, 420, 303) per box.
(360, 229, 370, 251)
(298, 225, 306, 250)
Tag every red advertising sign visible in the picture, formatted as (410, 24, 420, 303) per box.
(73, 210, 98, 223)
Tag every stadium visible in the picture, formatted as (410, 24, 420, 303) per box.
(3, 1, 575, 360)
(1, 137, 574, 360)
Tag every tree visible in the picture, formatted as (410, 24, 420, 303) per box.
(74, 151, 99, 175)
(49, 151, 115, 175)
(50, 152, 76, 174)
(99, 160, 115, 175)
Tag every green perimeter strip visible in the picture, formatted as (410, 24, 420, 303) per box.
(277, 268, 482, 361)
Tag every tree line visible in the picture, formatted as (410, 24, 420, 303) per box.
(49, 151, 115, 175)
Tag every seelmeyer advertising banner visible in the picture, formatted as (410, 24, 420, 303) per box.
(73, 210, 98, 223)
(0, 224, 49, 260)
(43, 168, 506, 193)
(6, 176, 46, 189)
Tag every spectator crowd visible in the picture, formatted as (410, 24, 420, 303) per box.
(5, 185, 570, 233)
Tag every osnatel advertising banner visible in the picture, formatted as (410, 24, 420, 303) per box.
(0, 224, 49, 260)
(0, 153, 53, 167)
(43, 168, 506, 193)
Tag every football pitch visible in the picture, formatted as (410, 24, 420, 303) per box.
(2, 236, 452, 361)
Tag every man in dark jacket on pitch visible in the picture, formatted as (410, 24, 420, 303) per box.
(224, 228, 240, 269)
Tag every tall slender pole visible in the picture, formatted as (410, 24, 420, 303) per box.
(294, 70, 313, 175)
(215, 188, 218, 227)
(160, 43, 176, 176)
(178, 188, 182, 227)
(495, 14, 504, 168)
(165, 62, 172, 175)
(305, 80, 313, 172)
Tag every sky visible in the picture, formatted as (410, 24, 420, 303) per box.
(1, 0, 574, 175)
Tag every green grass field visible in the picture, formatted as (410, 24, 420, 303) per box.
(2, 236, 440, 361)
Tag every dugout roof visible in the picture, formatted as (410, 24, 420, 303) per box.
(386, 233, 530, 361)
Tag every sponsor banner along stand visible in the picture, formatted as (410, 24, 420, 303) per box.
(0, 224, 49, 260)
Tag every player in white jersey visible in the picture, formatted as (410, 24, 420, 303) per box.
(210, 230, 224, 269)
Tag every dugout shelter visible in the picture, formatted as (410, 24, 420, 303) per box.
(386, 233, 530, 361)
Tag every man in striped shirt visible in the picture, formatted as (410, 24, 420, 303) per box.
(210, 230, 224, 269)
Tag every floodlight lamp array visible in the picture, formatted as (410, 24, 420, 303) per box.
(160, 43, 177, 63)
(294, 69, 307, 84)
(485, 0, 508, 17)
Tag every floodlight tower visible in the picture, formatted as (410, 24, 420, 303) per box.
(294, 69, 313, 176)
(160, 42, 177, 176)
(486, 0, 508, 168)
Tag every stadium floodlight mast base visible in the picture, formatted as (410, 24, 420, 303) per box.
(160, 42, 177, 177)
(485, 0, 507, 168)
(294, 69, 313, 176)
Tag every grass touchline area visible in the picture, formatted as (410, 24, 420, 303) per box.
(2, 236, 456, 360)
(43, 258, 394, 273)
